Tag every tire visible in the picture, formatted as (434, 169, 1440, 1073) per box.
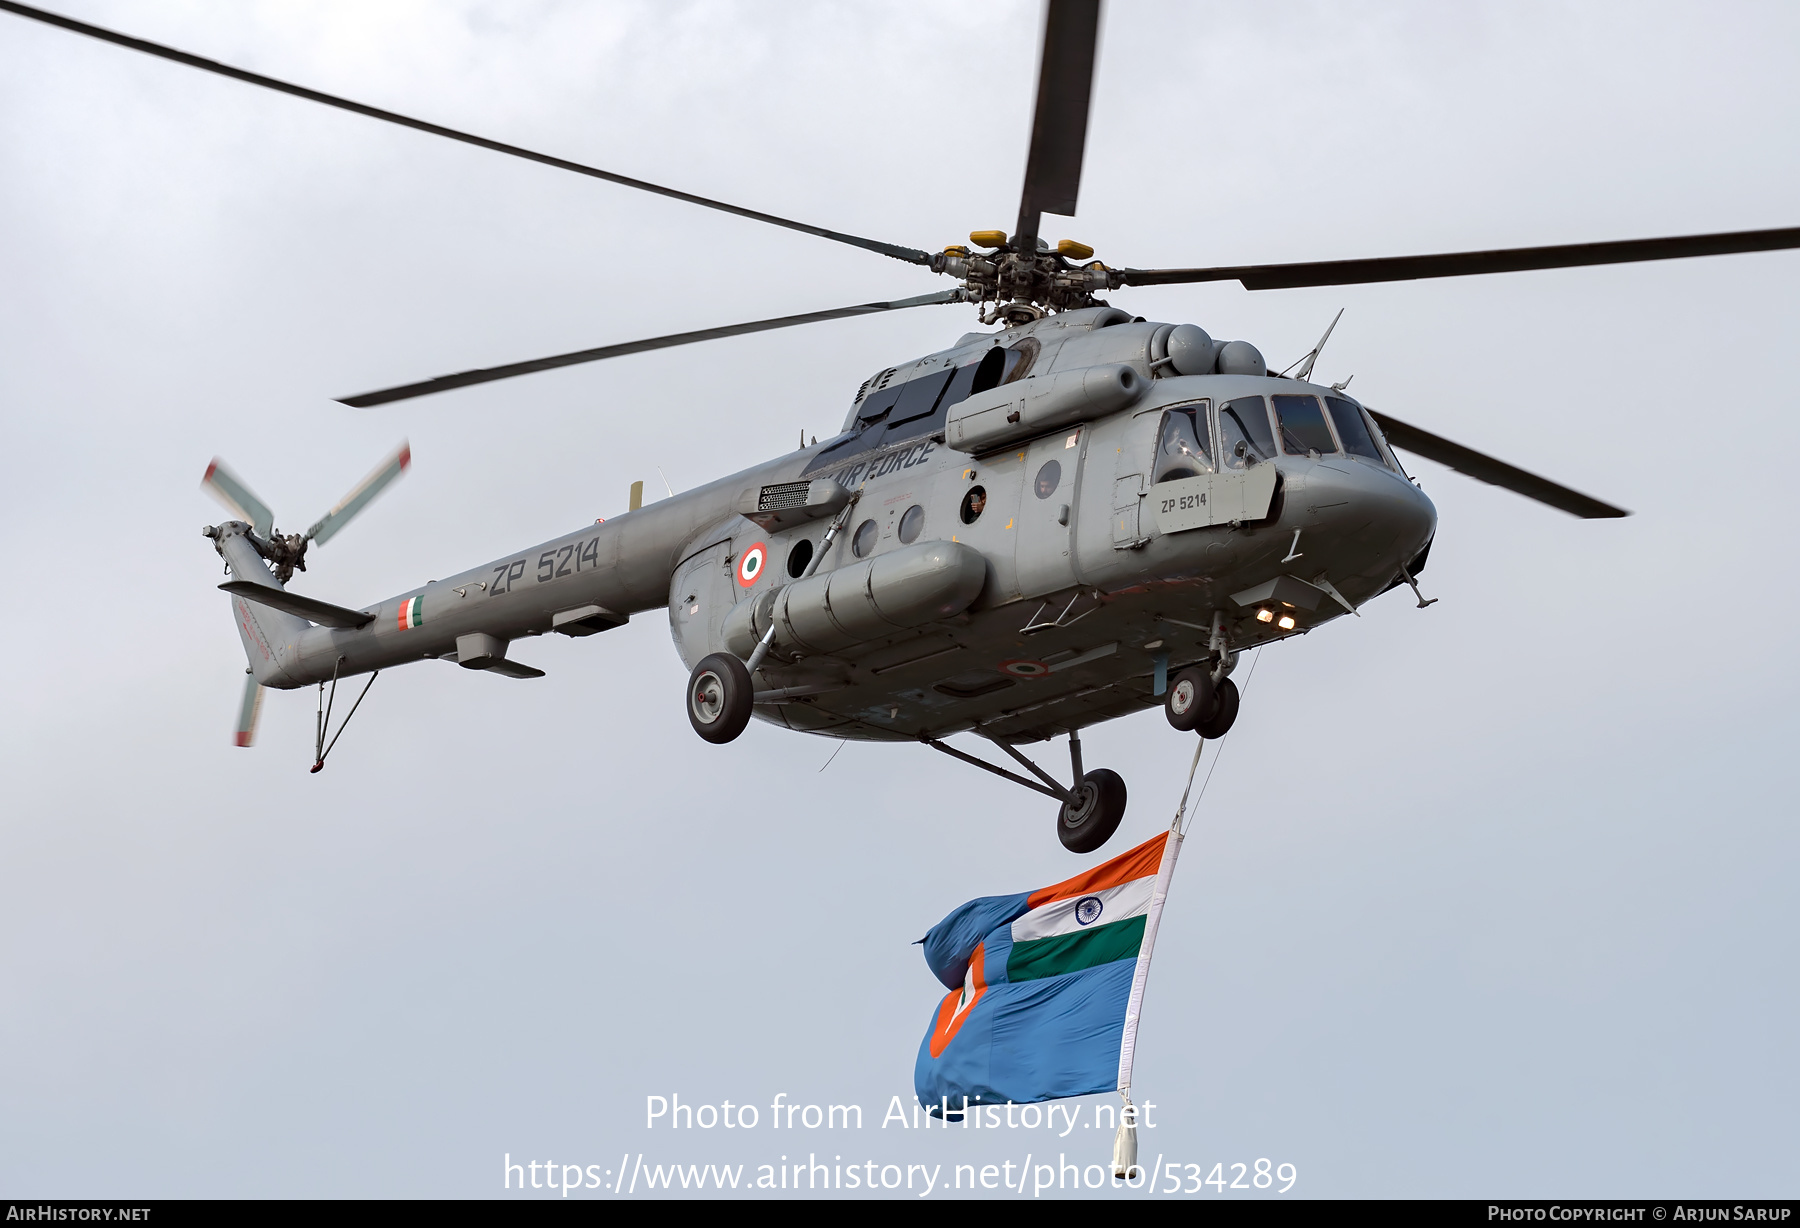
(1197, 676, 1240, 739)
(687, 653, 753, 744)
(1163, 667, 1215, 732)
(1057, 768, 1128, 854)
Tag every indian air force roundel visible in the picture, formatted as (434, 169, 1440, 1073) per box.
(737, 542, 767, 588)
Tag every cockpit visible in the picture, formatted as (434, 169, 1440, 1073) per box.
(1152, 392, 1399, 486)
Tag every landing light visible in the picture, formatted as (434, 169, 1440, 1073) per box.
(1277, 614, 1297, 631)
(1255, 608, 1274, 623)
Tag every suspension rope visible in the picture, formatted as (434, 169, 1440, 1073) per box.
(1176, 646, 1264, 837)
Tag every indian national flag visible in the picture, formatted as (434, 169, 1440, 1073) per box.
(914, 830, 1180, 1111)
(398, 595, 424, 630)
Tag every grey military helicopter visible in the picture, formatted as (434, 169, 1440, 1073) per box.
(15, 0, 1798, 852)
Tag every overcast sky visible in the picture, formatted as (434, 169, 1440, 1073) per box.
(1, 0, 1796, 1200)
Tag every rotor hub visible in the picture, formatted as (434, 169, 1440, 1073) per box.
(931, 233, 1114, 315)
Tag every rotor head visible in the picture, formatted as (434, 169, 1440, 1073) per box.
(931, 230, 1112, 317)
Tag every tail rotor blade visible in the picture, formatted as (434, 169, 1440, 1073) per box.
(234, 673, 264, 748)
(305, 441, 412, 545)
(201, 458, 275, 538)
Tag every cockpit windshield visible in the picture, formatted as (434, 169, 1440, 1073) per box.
(1273, 394, 1340, 456)
(1219, 397, 1277, 470)
(1154, 403, 1212, 483)
(1324, 396, 1386, 464)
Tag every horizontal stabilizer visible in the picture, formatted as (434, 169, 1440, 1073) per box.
(220, 580, 375, 628)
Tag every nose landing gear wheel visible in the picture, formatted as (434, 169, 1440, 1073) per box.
(1164, 667, 1216, 732)
(1057, 767, 1127, 854)
(1197, 676, 1240, 739)
(687, 652, 753, 744)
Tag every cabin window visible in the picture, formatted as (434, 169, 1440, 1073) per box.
(1324, 396, 1384, 463)
(786, 538, 814, 577)
(1153, 404, 1212, 483)
(851, 519, 878, 557)
(1273, 394, 1340, 456)
(899, 504, 925, 543)
(960, 486, 987, 524)
(1034, 460, 1062, 499)
(1218, 397, 1277, 469)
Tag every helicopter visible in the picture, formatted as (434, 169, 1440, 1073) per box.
(12, 1, 1797, 854)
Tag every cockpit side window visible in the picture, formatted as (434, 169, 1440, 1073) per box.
(1218, 397, 1277, 469)
(1364, 408, 1407, 475)
(1273, 394, 1340, 456)
(1153, 403, 1213, 484)
(1324, 395, 1385, 464)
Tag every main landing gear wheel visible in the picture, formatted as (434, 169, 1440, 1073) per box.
(1057, 768, 1127, 854)
(687, 653, 753, 744)
(1197, 676, 1240, 740)
(1163, 667, 1216, 732)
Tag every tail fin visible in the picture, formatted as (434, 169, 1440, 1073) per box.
(212, 521, 310, 687)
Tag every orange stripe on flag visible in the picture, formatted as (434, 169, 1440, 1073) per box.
(928, 942, 987, 1058)
(1027, 831, 1168, 908)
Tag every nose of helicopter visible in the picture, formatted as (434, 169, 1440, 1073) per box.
(1282, 455, 1437, 585)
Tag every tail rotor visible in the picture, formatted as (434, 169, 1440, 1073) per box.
(202, 441, 411, 748)
(303, 441, 412, 546)
(234, 672, 265, 747)
(200, 457, 275, 539)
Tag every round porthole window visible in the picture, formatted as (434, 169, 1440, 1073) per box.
(1034, 459, 1062, 500)
(851, 518, 878, 557)
(959, 485, 987, 525)
(786, 538, 814, 577)
(898, 504, 924, 544)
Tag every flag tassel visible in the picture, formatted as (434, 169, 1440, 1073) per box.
(1112, 1091, 1138, 1178)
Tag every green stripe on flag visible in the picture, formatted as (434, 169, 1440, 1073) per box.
(1006, 914, 1146, 983)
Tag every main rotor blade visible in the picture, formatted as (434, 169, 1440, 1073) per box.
(305, 441, 411, 545)
(1013, 0, 1102, 250)
(1114, 226, 1800, 291)
(201, 457, 275, 538)
(0, 1, 930, 267)
(338, 290, 963, 407)
(1368, 409, 1628, 519)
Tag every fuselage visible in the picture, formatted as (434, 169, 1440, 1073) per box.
(219, 306, 1436, 745)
